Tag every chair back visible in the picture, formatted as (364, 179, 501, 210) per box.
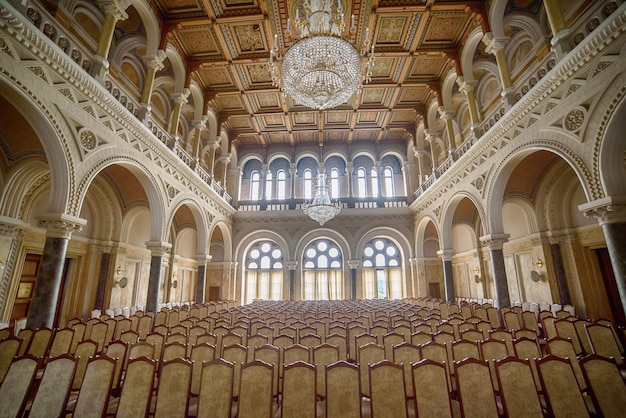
(325, 361, 362, 418)
(455, 358, 498, 418)
(196, 359, 234, 418)
(73, 355, 116, 418)
(281, 361, 316, 418)
(237, 360, 274, 418)
(29, 354, 77, 418)
(580, 354, 626, 417)
(495, 357, 543, 418)
(0, 355, 39, 417)
(116, 357, 157, 418)
(411, 359, 453, 418)
(369, 360, 408, 418)
(154, 358, 192, 418)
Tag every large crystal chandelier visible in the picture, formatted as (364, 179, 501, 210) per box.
(303, 172, 341, 225)
(268, 0, 375, 110)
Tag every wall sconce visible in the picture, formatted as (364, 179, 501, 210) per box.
(116, 265, 124, 276)
(0, 259, 6, 270)
(474, 266, 481, 283)
(474, 266, 480, 274)
(533, 257, 544, 269)
(113, 276, 128, 288)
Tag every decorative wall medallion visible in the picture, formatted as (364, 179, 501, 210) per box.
(167, 185, 177, 199)
(563, 107, 586, 133)
(78, 128, 97, 150)
(473, 175, 484, 191)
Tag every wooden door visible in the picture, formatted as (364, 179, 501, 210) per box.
(428, 282, 441, 299)
(208, 286, 220, 302)
(11, 253, 41, 323)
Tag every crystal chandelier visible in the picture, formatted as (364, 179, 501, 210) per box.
(303, 172, 341, 225)
(268, 0, 375, 110)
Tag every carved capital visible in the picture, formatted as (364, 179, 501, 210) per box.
(145, 240, 172, 256)
(0, 216, 27, 239)
(97, 0, 130, 21)
(143, 50, 166, 71)
(479, 233, 510, 250)
(347, 260, 360, 269)
(436, 249, 455, 261)
(482, 32, 508, 54)
(173, 88, 191, 105)
(579, 196, 626, 225)
(286, 261, 298, 270)
(37, 213, 86, 239)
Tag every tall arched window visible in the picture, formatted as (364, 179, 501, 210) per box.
(330, 168, 339, 199)
(265, 171, 273, 200)
(383, 167, 395, 197)
(244, 241, 283, 304)
(250, 171, 260, 200)
(302, 239, 343, 300)
(357, 167, 367, 198)
(304, 169, 313, 200)
(277, 169, 287, 200)
(371, 168, 379, 197)
(362, 238, 403, 299)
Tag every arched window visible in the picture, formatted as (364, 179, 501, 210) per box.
(362, 238, 403, 299)
(250, 171, 260, 200)
(302, 239, 343, 300)
(371, 167, 379, 197)
(244, 241, 283, 304)
(383, 167, 395, 197)
(277, 169, 287, 200)
(304, 169, 313, 200)
(357, 167, 367, 198)
(330, 168, 339, 199)
(265, 171, 273, 200)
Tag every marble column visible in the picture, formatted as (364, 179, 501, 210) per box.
(548, 238, 572, 305)
(195, 255, 211, 304)
(413, 148, 427, 186)
(168, 89, 190, 144)
(457, 78, 481, 134)
(439, 108, 457, 156)
(289, 164, 297, 200)
(483, 34, 515, 107)
(26, 214, 85, 329)
(544, 0, 571, 58)
(0, 218, 26, 318)
(480, 234, 511, 308)
(95, 251, 110, 310)
(191, 117, 208, 165)
(373, 161, 382, 198)
(424, 130, 439, 173)
(92, 0, 129, 80)
(145, 241, 171, 313)
(287, 261, 298, 300)
(580, 198, 626, 318)
(348, 260, 359, 300)
(207, 140, 220, 175)
(437, 249, 455, 302)
(217, 155, 231, 189)
(138, 51, 166, 122)
(260, 164, 268, 201)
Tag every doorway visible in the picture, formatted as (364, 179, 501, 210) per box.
(428, 282, 442, 299)
(595, 248, 626, 326)
(11, 253, 41, 324)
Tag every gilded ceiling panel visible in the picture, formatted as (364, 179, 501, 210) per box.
(178, 27, 220, 56)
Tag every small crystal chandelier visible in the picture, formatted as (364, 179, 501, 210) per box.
(268, 0, 375, 110)
(303, 172, 341, 225)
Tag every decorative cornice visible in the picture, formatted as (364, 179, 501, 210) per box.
(36, 213, 86, 239)
(579, 195, 626, 224)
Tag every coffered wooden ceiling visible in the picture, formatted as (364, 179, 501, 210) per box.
(149, 0, 487, 149)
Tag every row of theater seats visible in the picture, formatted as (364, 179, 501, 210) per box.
(0, 298, 624, 417)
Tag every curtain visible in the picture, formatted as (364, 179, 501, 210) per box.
(245, 270, 258, 304)
(362, 268, 376, 299)
(388, 267, 403, 299)
(270, 271, 282, 300)
(304, 269, 343, 300)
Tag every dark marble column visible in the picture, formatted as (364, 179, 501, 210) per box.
(145, 241, 171, 313)
(348, 260, 359, 300)
(438, 250, 455, 302)
(287, 261, 298, 301)
(95, 252, 110, 310)
(550, 241, 572, 305)
(196, 264, 206, 304)
(27, 215, 84, 329)
(581, 199, 626, 319)
(481, 234, 511, 308)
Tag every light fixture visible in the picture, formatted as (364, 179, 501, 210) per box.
(0, 259, 6, 270)
(303, 172, 341, 225)
(116, 265, 124, 276)
(533, 257, 544, 269)
(268, 0, 375, 110)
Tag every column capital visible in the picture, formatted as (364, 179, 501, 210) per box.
(37, 213, 86, 239)
(346, 161, 354, 170)
(424, 130, 439, 142)
(218, 155, 231, 165)
(143, 50, 166, 71)
(286, 261, 298, 270)
(347, 260, 360, 269)
(438, 107, 455, 120)
(482, 32, 509, 54)
(195, 254, 213, 264)
(193, 116, 208, 130)
(437, 249, 455, 261)
(456, 77, 477, 94)
(579, 196, 626, 224)
(480, 233, 510, 250)
(0, 215, 28, 238)
(97, 0, 130, 21)
(173, 89, 191, 105)
(145, 240, 172, 256)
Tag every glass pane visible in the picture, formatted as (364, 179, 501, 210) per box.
(376, 269, 387, 299)
(371, 168, 379, 197)
(317, 241, 328, 251)
(304, 261, 315, 268)
(375, 254, 386, 267)
(330, 260, 341, 268)
(328, 248, 339, 258)
(318, 255, 328, 268)
(260, 256, 271, 269)
(375, 240, 385, 250)
(272, 249, 282, 259)
(273, 262, 283, 269)
(386, 246, 396, 256)
(364, 247, 374, 257)
(306, 248, 317, 258)
(261, 243, 271, 253)
(248, 262, 258, 269)
(250, 249, 260, 259)
(363, 260, 373, 267)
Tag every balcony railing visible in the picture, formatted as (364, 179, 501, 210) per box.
(238, 196, 408, 212)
